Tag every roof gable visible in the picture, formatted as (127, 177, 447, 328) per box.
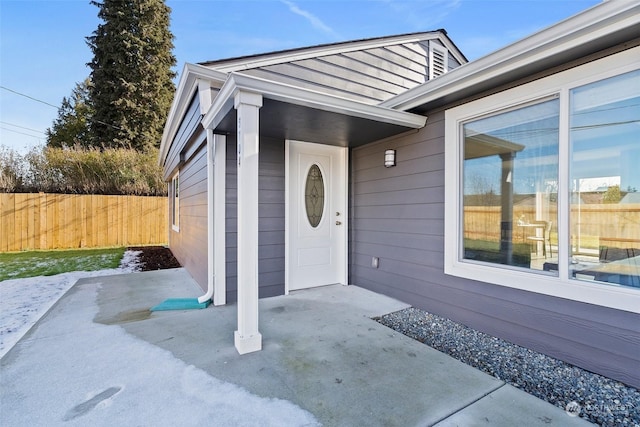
(160, 32, 465, 163)
(200, 31, 467, 105)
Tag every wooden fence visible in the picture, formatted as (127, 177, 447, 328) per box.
(464, 203, 640, 250)
(0, 193, 168, 252)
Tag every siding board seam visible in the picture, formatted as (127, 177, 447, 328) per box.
(353, 171, 445, 185)
(313, 57, 411, 94)
(257, 64, 386, 103)
(367, 48, 428, 76)
(353, 184, 444, 195)
(341, 51, 425, 86)
(388, 44, 429, 66)
(286, 60, 399, 99)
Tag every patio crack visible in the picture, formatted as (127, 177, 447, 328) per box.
(427, 382, 507, 426)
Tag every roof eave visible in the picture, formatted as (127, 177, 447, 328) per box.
(382, 0, 640, 112)
(158, 63, 228, 166)
(202, 72, 427, 132)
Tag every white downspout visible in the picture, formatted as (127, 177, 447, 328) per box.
(198, 129, 216, 304)
(198, 130, 226, 305)
(196, 77, 226, 306)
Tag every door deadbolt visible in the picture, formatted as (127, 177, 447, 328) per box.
(336, 221, 342, 225)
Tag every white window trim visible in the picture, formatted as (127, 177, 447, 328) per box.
(171, 172, 180, 232)
(444, 46, 640, 314)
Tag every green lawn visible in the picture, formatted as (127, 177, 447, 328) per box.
(464, 239, 531, 268)
(0, 247, 125, 281)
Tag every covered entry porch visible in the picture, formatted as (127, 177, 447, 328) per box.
(185, 64, 426, 354)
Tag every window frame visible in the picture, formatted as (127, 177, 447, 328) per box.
(171, 172, 180, 232)
(444, 47, 640, 313)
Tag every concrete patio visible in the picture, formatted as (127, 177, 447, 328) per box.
(1, 268, 593, 426)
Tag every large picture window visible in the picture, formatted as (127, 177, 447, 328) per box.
(445, 47, 639, 312)
(463, 99, 559, 272)
(569, 69, 640, 288)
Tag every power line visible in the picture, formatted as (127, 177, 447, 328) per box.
(0, 121, 46, 135)
(0, 86, 59, 109)
(1, 86, 122, 131)
(94, 119, 122, 131)
(0, 126, 44, 139)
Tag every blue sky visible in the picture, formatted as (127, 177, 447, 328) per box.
(0, 0, 600, 154)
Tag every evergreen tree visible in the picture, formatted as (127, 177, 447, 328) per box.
(46, 79, 93, 148)
(87, 0, 176, 151)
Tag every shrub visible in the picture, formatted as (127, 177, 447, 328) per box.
(0, 145, 166, 196)
(0, 146, 28, 192)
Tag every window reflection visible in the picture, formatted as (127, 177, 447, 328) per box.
(569, 70, 640, 288)
(462, 99, 559, 272)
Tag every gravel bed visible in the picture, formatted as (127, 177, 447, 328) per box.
(376, 307, 639, 427)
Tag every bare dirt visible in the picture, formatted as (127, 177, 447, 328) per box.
(127, 246, 181, 271)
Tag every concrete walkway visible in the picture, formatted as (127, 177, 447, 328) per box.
(1, 269, 593, 426)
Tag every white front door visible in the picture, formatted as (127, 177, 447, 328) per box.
(286, 140, 347, 291)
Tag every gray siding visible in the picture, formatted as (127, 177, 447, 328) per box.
(225, 136, 286, 302)
(169, 131, 287, 298)
(349, 111, 640, 388)
(162, 93, 201, 180)
(163, 86, 287, 298)
(170, 138, 208, 290)
(235, 40, 461, 105)
(169, 131, 287, 299)
(162, 93, 210, 291)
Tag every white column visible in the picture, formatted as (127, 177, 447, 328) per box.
(234, 90, 263, 354)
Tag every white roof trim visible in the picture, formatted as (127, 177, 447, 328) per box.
(160, 30, 466, 164)
(382, 0, 640, 111)
(204, 32, 465, 73)
(201, 71, 427, 131)
(159, 63, 228, 166)
(200, 74, 237, 131)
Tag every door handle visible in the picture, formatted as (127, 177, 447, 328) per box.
(336, 221, 342, 225)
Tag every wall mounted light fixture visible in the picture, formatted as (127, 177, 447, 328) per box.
(384, 149, 396, 168)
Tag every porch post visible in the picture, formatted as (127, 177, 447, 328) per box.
(234, 90, 263, 354)
(500, 152, 515, 265)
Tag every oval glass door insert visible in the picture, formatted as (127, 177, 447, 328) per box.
(305, 164, 325, 228)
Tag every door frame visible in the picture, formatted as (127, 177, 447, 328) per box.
(285, 140, 349, 294)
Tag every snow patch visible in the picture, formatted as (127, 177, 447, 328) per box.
(1, 279, 320, 426)
(0, 250, 142, 358)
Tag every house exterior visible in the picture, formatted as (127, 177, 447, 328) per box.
(159, 0, 640, 388)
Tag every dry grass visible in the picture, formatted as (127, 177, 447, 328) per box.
(1, 145, 166, 196)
